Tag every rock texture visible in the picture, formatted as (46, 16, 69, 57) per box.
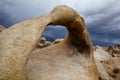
(36, 37, 51, 48)
(1, 5, 119, 80)
(0, 5, 99, 80)
(107, 45, 120, 57)
(26, 5, 99, 80)
(94, 46, 120, 80)
(35, 40, 120, 80)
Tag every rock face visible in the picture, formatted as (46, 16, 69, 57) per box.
(0, 5, 105, 80)
(30, 38, 120, 80)
(31, 38, 120, 80)
(34, 39, 120, 80)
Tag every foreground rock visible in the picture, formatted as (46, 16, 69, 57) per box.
(34, 38, 120, 80)
(33, 38, 120, 80)
(0, 5, 99, 80)
(35, 38, 120, 80)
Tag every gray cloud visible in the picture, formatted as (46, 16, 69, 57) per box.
(84, 1, 120, 45)
(0, 0, 120, 46)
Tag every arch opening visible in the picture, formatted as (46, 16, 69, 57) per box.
(42, 25, 68, 42)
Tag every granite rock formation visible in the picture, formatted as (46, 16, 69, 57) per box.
(1, 5, 119, 80)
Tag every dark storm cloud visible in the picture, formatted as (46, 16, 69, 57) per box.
(0, 0, 120, 46)
(83, 1, 120, 45)
(0, 0, 13, 27)
(0, 0, 52, 27)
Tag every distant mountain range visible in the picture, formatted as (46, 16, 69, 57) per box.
(42, 25, 116, 46)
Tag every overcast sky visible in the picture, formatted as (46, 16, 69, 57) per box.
(0, 0, 120, 46)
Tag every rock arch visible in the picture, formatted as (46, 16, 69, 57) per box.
(0, 5, 99, 80)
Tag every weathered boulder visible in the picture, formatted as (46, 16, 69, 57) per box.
(107, 45, 120, 57)
(94, 46, 120, 80)
(0, 5, 99, 80)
